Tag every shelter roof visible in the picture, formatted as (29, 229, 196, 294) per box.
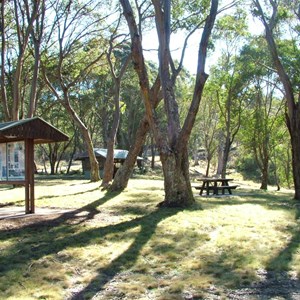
(0, 117, 69, 144)
(76, 148, 143, 161)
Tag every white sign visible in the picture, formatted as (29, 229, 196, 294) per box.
(0, 142, 25, 181)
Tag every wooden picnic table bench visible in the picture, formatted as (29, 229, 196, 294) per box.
(193, 178, 238, 196)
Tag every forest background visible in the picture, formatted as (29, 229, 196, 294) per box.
(0, 0, 299, 205)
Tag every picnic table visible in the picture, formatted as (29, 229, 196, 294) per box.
(194, 178, 238, 196)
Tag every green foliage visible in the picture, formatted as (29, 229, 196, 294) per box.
(236, 154, 261, 182)
(171, 0, 211, 32)
(214, 9, 249, 40)
(277, 39, 300, 86)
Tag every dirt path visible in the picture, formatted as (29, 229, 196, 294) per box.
(0, 206, 74, 230)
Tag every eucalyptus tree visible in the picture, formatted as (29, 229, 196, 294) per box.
(273, 128, 293, 189)
(119, 0, 219, 207)
(252, 0, 300, 199)
(208, 57, 247, 178)
(117, 65, 146, 150)
(210, 9, 249, 178)
(245, 80, 284, 189)
(101, 28, 131, 188)
(41, 0, 111, 182)
(0, 0, 45, 121)
(198, 94, 219, 177)
(237, 36, 286, 190)
(36, 107, 76, 175)
(109, 71, 161, 193)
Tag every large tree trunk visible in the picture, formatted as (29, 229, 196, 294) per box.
(120, 0, 218, 207)
(159, 147, 194, 207)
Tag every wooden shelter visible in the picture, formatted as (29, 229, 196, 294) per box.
(0, 117, 68, 214)
(75, 148, 143, 178)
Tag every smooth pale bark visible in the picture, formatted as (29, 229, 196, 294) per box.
(109, 115, 150, 191)
(28, 0, 45, 118)
(0, 0, 10, 121)
(254, 0, 300, 199)
(220, 135, 232, 178)
(101, 87, 121, 187)
(62, 98, 100, 182)
(42, 69, 100, 182)
(151, 0, 193, 206)
(120, 0, 218, 207)
(101, 50, 130, 188)
(12, 0, 40, 120)
(109, 76, 161, 192)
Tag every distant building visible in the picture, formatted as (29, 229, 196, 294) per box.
(75, 148, 143, 178)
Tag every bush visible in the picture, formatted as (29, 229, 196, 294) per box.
(236, 156, 261, 182)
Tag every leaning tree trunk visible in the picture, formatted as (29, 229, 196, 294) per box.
(101, 48, 130, 188)
(63, 100, 100, 182)
(109, 116, 149, 191)
(109, 75, 161, 192)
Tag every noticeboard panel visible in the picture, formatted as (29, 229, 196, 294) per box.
(0, 142, 25, 181)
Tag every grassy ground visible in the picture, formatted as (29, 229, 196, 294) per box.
(0, 176, 300, 299)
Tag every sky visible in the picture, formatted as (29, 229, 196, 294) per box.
(142, 1, 264, 75)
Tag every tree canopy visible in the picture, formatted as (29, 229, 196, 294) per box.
(1, 0, 300, 203)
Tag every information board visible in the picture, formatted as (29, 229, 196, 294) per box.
(0, 142, 25, 181)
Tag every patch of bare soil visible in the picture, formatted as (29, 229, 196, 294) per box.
(0, 206, 75, 230)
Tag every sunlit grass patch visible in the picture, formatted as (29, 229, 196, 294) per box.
(0, 178, 299, 299)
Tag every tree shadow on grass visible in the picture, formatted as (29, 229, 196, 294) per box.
(0, 190, 182, 299)
(194, 192, 300, 299)
(226, 226, 300, 300)
(0, 190, 121, 233)
(260, 222, 300, 299)
(70, 207, 181, 299)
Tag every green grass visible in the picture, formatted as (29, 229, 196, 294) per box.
(0, 177, 300, 299)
